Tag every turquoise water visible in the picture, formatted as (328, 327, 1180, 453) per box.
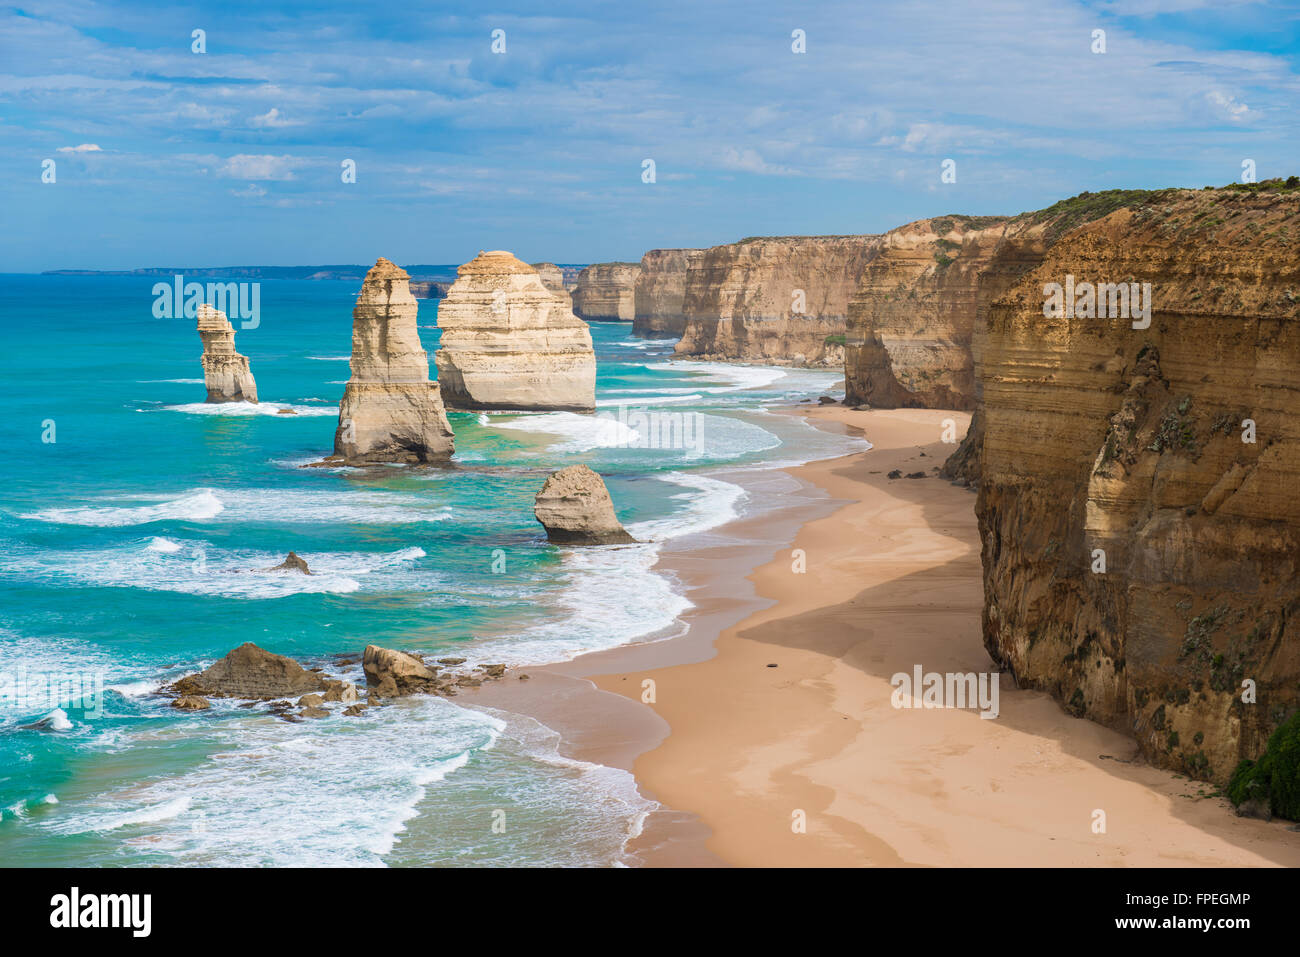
(0, 276, 859, 866)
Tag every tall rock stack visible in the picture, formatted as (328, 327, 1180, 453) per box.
(530, 262, 572, 307)
(571, 262, 640, 322)
(333, 258, 454, 464)
(674, 235, 881, 367)
(844, 216, 1009, 410)
(434, 250, 596, 413)
(196, 304, 258, 403)
(974, 184, 1300, 786)
(633, 248, 702, 339)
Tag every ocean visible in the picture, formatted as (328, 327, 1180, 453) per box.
(0, 275, 863, 866)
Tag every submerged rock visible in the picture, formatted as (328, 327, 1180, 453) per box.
(197, 304, 258, 403)
(170, 642, 330, 701)
(333, 258, 455, 465)
(171, 695, 210, 711)
(533, 465, 637, 545)
(267, 551, 312, 575)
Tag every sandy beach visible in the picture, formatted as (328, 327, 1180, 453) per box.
(472, 406, 1300, 867)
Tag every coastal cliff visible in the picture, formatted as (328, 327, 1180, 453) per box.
(974, 183, 1300, 785)
(531, 262, 571, 304)
(434, 250, 596, 412)
(674, 235, 880, 367)
(196, 304, 258, 403)
(571, 262, 639, 321)
(632, 248, 702, 339)
(332, 258, 454, 464)
(844, 216, 1008, 409)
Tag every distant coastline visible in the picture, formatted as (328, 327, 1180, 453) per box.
(40, 264, 584, 281)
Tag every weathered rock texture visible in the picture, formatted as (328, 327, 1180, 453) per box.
(197, 304, 258, 403)
(363, 644, 440, 698)
(434, 250, 596, 412)
(534, 465, 637, 545)
(571, 262, 640, 321)
(530, 262, 572, 306)
(845, 216, 1009, 409)
(408, 280, 451, 300)
(171, 643, 329, 700)
(974, 183, 1300, 785)
(333, 258, 455, 465)
(633, 248, 703, 339)
(674, 235, 881, 367)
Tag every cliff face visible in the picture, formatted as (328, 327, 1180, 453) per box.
(434, 250, 596, 412)
(632, 248, 702, 339)
(844, 216, 1009, 409)
(333, 258, 454, 464)
(196, 304, 258, 403)
(571, 262, 640, 321)
(674, 235, 880, 367)
(975, 185, 1300, 784)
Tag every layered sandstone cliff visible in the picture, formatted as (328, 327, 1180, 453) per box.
(632, 248, 702, 339)
(571, 262, 640, 321)
(844, 216, 1009, 409)
(974, 183, 1300, 785)
(434, 250, 596, 412)
(531, 262, 571, 302)
(197, 304, 258, 403)
(674, 235, 880, 367)
(332, 258, 454, 464)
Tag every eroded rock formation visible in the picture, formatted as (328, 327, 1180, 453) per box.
(674, 235, 880, 367)
(170, 642, 329, 700)
(844, 216, 1009, 409)
(633, 248, 702, 339)
(434, 250, 596, 412)
(534, 464, 637, 545)
(197, 304, 258, 403)
(530, 262, 572, 306)
(332, 258, 454, 465)
(974, 183, 1300, 785)
(571, 262, 640, 321)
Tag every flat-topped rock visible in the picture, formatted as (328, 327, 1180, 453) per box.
(534, 465, 637, 545)
(434, 251, 596, 412)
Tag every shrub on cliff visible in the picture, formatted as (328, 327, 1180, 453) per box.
(1228, 711, 1300, 819)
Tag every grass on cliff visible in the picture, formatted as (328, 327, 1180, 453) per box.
(1228, 710, 1300, 820)
(1023, 188, 1178, 241)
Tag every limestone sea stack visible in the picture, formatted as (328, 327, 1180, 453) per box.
(633, 248, 703, 339)
(674, 235, 881, 367)
(333, 258, 454, 464)
(434, 251, 596, 412)
(197, 304, 258, 403)
(530, 262, 572, 307)
(533, 465, 637, 545)
(571, 262, 640, 321)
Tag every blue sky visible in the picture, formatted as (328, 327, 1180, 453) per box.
(3, 0, 1298, 270)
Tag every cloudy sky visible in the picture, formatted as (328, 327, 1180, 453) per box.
(3, 0, 1297, 270)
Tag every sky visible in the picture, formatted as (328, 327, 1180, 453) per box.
(2, 0, 1298, 271)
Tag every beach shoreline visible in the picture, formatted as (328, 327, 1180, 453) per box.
(463, 405, 1300, 867)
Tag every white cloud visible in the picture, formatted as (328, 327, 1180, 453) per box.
(217, 154, 302, 180)
(250, 108, 294, 128)
(57, 143, 101, 152)
(1204, 90, 1251, 122)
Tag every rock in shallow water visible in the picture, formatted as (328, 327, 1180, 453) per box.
(533, 465, 637, 546)
(170, 642, 329, 700)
